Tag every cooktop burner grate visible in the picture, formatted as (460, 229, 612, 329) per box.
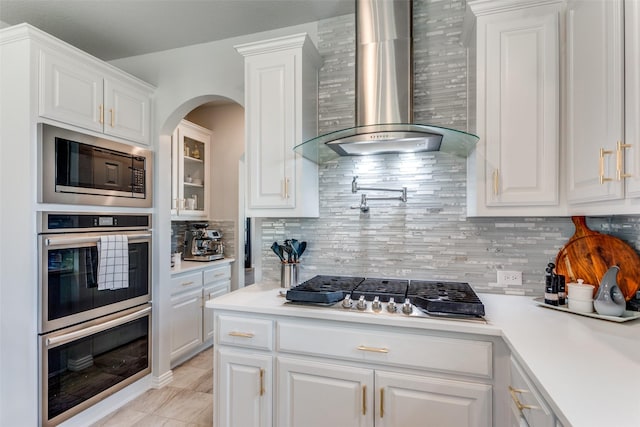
(408, 281, 485, 316)
(286, 275, 365, 304)
(351, 278, 408, 302)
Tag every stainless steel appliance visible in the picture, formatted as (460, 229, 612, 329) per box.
(183, 223, 224, 261)
(37, 212, 153, 425)
(38, 212, 152, 333)
(40, 124, 152, 207)
(40, 304, 151, 427)
(286, 275, 485, 320)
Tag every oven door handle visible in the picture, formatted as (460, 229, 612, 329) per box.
(45, 306, 151, 348)
(45, 233, 152, 247)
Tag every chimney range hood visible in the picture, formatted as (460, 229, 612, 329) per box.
(294, 0, 479, 163)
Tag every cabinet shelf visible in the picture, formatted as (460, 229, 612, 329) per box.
(183, 182, 204, 188)
(184, 155, 204, 163)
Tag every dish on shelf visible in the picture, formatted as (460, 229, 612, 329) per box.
(533, 297, 640, 322)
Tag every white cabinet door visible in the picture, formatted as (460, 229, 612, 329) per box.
(277, 357, 374, 427)
(245, 51, 296, 210)
(566, 0, 624, 204)
(217, 347, 272, 427)
(171, 119, 212, 218)
(375, 371, 492, 427)
(39, 49, 103, 133)
(170, 288, 203, 361)
(237, 34, 321, 217)
(624, 0, 640, 198)
(466, 1, 563, 216)
(39, 48, 152, 145)
(203, 281, 230, 341)
(103, 78, 150, 144)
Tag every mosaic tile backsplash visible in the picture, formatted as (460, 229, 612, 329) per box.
(258, 0, 640, 296)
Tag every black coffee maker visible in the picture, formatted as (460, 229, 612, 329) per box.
(183, 223, 224, 261)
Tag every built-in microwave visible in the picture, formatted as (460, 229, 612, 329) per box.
(40, 124, 153, 207)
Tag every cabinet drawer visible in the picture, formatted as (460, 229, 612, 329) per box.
(510, 357, 555, 427)
(170, 271, 202, 294)
(278, 321, 492, 378)
(217, 315, 273, 351)
(204, 264, 231, 284)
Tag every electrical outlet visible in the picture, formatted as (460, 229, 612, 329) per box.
(497, 270, 522, 286)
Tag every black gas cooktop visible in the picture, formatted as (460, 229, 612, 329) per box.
(285, 275, 485, 317)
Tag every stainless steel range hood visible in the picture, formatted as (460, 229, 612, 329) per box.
(294, 0, 478, 163)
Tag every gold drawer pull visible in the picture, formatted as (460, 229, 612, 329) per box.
(616, 141, 632, 180)
(509, 386, 540, 411)
(181, 281, 194, 286)
(109, 108, 114, 127)
(357, 345, 389, 353)
(599, 148, 614, 184)
(99, 104, 104, 124)
(228, 331, 254, 338)
(380, 388, 385, 418)
(493, 169, 499, 195)
(259, 368, 265, 396)
(362, 385, 367, 415)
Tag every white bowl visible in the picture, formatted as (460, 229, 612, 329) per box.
(568, 297, 594, 313)
(568, 280, 595, 300)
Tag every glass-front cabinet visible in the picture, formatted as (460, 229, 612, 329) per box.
(172, 119, 212, 218)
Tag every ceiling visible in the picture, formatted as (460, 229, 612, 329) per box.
(0, 0, 354, 61)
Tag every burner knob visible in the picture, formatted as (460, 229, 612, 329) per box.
(387, 297, 397, 313)
(342, 294, 353, 309)
(356, 295, 367, 311)
(402, 298, 413, 315)
(372, 296, 382, 312)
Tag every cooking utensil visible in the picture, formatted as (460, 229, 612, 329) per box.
(270, 241, 285, 262)
(298, 241, 307, 258)
(555, 216, 640, 301)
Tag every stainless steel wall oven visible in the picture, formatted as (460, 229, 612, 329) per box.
(37, 212, 152, 426)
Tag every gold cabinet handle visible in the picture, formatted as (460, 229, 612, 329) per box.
(509, 386, 540, 411)
(180, 281, 194, 286)
(357, 345, 389, 353)
(228, 331, 255, 338)
(493, 169, 499, 195)
(284, 178, 290, 199)
(109, 108, 114, 127)
(616, 141, 632, 180)
(362, 385, 367, 415)
(599, 147, 614, 184)
(259, 368, 265, 396)
(380, 388, 384, 418)
(99, 104, 104, 124)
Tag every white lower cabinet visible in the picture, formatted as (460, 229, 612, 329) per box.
(214, 313, 496, 427)
(216, 347, 272, 427)
(375, 371, 491, 427)
(170, 288, 203, 361)
(277, 357, 373, 427)
(170, 262, 231, 365)
(277, 357, 491, 427)
(509, 357, 557, 427)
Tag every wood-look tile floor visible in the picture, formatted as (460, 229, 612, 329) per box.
(91, 347, 213, 427)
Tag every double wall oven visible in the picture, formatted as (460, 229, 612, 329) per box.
(38, 212, 152, 426)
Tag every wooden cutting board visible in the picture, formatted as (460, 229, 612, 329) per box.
(555, 216, 640, 301)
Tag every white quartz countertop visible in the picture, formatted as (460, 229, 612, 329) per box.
(171, 258, 235, 275)
(207, 283, 640, 427)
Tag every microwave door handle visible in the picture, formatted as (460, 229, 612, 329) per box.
(45, 305, 151, 348)
(45, 233, 152, 247)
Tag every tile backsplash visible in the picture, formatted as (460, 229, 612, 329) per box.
(257, 0, 640, 295)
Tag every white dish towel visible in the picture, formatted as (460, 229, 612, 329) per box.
(97, 235, 129, 290)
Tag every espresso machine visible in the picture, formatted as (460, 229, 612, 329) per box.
(183, 223, 224, 261)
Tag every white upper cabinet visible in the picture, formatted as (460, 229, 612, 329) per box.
(171, 119, 212, 219)
(466, 0, 564, 216)
(623, 0, 640, 198)
(39, 47, 152, 145)
(236, 33, 321, 218)
(566, 0, 624, 205)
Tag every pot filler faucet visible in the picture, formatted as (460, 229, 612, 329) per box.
(351, 176, 407, 212)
